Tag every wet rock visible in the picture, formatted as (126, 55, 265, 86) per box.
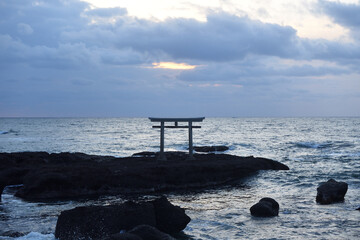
(55, 197, 190, 240)
(132, 151, 156, 157)
(106, 232, 142, 240)
(193, 146, 229, 152)
(106, 225, 174, 240)
(1, 230, 24, 238)
(250, 197, 279, 217)
(0, 168, 29, 201)
(153, 196, 191, 234)
(128, 225, 175, 240)
(55, 201, 156, 240)
(316, 179, 348, 204)
(15, 166, 114, 200)
(1, 152, 289, 201)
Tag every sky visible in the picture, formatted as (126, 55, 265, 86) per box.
(0, 0, 359, 117)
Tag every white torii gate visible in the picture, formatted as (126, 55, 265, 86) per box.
(149, 117, 205, 161)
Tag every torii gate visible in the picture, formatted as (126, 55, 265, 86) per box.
(149, 117, 205, 160)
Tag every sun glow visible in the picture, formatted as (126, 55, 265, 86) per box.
(152, 62, 196, 70)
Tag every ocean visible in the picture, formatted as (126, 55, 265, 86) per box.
(0, 117, 359, 239)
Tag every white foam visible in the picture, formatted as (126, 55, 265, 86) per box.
(15, 233, 55, 240)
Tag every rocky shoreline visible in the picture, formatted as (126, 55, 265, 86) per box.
(0, 151, 289, 201)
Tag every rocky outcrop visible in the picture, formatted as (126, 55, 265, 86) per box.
(105, 225, 175, 240)
(250, 197, 279, 217)
(55, 196, 190, 240)
(193, 146, 229, 152)
(0, 152, 289, 201)
(0, 167, 29, 201)
(129, 225, 175, 240)
(152, 196, 190, 234)
(106, 233, 142, 240)
(316, 179, 348, 204)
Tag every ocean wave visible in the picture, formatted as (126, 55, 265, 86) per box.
(326, 152, 360, 158)
(234, 143, 254, 148)
(0, 130, 18, 135)
(294, 141, 355, 151)
(294, 141, 333, 149)
(13, 233, 54, 240)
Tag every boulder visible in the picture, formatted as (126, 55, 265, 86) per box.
(316, 179, 348, 204)
(55, 201, 156, 240)
(55, 197, 190, 240)
(193, 146, 229, 152)
(106, 225, 174, 240)
(250, 197, 279, 217)
(105, 232, 142, 240)
(129, 225, 175, 240)
(153, 196, 191, 234)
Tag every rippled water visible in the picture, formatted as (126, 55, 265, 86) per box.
(1, 118, 359, 239)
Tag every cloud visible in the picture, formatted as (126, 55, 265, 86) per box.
(1, 0, 358, 69)
(109, 13, 300, 62)
(85, 7, 127, 17)
(0, 0, 359, 117)
(178, 57, 350, 84)
(317, 0, 360, 29)
(317, 0, 360, 42)
(17, 23, 34, 35)
(60, 7, 359, 66)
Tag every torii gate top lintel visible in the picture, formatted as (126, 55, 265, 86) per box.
(149, 117, 205, 122)
(149, 117, 205, 161)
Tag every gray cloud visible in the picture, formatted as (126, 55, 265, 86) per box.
(109, 13, 300, 61)
(85, 7, 127, 17)
(1, 0, 358, 69)
(17, 23, 34, 35)
(0, 0, 359, 117)
(318, 0, 360, 29)
(178, 58, 350, 84)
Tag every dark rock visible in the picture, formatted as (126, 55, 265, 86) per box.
(129, 225, 175, 240)
(105, 232, 142, 240)
(132, 152, 156, 157)
(193, 146, 229, 152)
(1, 230, 25, 238)
(15, 166, 113, 200)
(105, 225, 174, 240)
(0, 152, 289, 201)
(153, 196, 191, 234)
(16, 172, 72, 198)
(0, 167, 29, 201)
(250, 197, 279, 217)
(316, 179, 348, 204)
(356, 207, 360, 211)
(55, 197, 189, 240)
(55, 201, 156, 240)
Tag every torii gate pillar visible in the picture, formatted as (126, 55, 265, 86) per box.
(149, 117, 205, 161)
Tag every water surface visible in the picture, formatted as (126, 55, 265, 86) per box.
(0, 118, 359, 239)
